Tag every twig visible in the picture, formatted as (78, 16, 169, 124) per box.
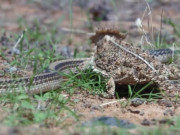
(61, 27, 95, 36)
(105, 35, 156, 72)
(136, 0, 154, 47)
(100, 98, 126, 107)
(141, 6, 147, 22)
(159, 9, 164, 46)
(13, 29, 27, 54)
(144, 0, 153, 42)
(136, 18, 154, 47)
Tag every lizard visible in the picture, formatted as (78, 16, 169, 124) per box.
(0, 28, 179, 98)
(90, 28, 180, 98)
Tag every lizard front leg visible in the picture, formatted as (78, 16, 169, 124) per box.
(92, 66, 115, 98)
(105, 77, 116, 98)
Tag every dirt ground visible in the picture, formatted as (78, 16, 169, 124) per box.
(0, 0, 180, 134)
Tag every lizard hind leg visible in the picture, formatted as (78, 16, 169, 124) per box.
(159, 80, 180, 98)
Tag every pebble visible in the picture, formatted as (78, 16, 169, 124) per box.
(131, 98, 145, 107)
(91, 105, 103, 111)
(4, 66, 18, 73)
(158, 99, 173, 107)
(83, 103, 91, 108)
(82, 116, 135, 129)
(139, 111, 145, 116)
(163, 109, 174, 116)
(141, 119, 151, 126)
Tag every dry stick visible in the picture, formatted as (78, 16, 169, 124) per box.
(13, 29, 31, 76)
(61, 27, 95, 36)
(105, 35, 156, 72)
(159, 9, 164, 47)
(137, 0, 154, 48)
(141, 6, 147, 22)
(144, 0, 153, 43)
(136, 18, 154, 47)
(100, 99, 126, 107)
(13, 29, 27, 52)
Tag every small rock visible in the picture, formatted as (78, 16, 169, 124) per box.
(131, 98, 145, 107)
(9, 66, 18, 73)
(163, 109, 174, 116)
(159, 119, 174, 125)
(12, 48, 20, 55)
(127, 108, 140, 114)
(91, 105, 103, 111)
(139, 111, 144, 116)
(158, 99, 173, 107)
(82, 116, 135, 129)
(7, 48, 20, 55)
(84, 103, 91, 108)
(4, 66, 18, 73)
(141, 119, 151, 126)
(128, 108, 144, 116)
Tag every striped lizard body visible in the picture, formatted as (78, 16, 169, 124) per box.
(0, 58, 90, 95)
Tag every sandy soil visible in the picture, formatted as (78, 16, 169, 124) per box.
(0, 0, 180, 134)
